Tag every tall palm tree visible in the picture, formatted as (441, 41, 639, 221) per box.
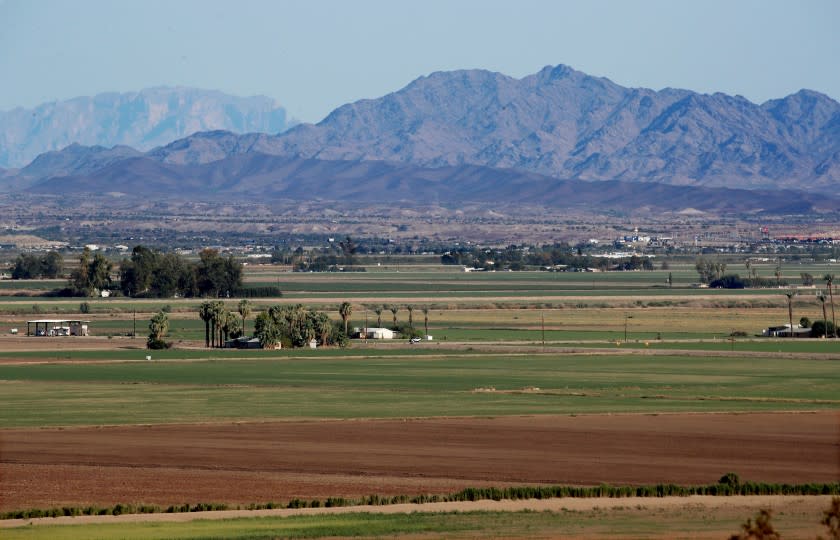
(198, 301, 213, 348)
(338, 301, 353, 337)
(238, 299, 252, 337)
(389, 305, 399, 329)
(210, 301, 225, 348)
(784, 290, 796, 338)
(824, 274, 836, 338)
(406, 305, 414, 330)
(374, 306, 383, 328)
(222, 310, 242, 344)
(818, 291, 829, 338)
(422, 307, 429, 338)
(148, 309, 169, 343)
(314, 312, 333, 346)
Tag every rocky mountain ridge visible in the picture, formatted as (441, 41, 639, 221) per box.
(2, 64, 838, 214)
(136, 65, 840, 189)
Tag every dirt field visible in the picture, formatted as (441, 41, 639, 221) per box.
(2, 412, 838, 511)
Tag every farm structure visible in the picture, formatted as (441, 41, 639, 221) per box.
(26, 319, 89, 337)
(762, 324, 811, 338)
(356, 327, 397, 339)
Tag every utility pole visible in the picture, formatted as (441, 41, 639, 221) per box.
(541, 311, 545, 348)
(624, 314, 633, 343)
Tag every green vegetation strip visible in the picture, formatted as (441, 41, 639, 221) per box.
(1, 353, 838, 426)
(5, 482, 839, 521)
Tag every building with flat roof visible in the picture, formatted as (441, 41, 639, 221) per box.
(27, 319, 89, 337)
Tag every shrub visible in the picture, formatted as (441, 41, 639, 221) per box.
(146, 338, 172, 350)
(811, 321, 836, 338)
(232, 286, 283, 298)
(79, 302, 91, 314)
(719, 472, 741, 486)
(709, 275, 746, 289)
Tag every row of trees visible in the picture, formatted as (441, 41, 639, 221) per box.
(120, 246, 243, 298)
(70, 248, 114, 296)
(197, 300, 252, 348)
(10, 251, 63, 279)
(253, 304, 345, 349)
(782, 285, 837, 338)
(198, 301, 433, 350)
(442, 244, 659, 272)
(367, 303, 429, 338)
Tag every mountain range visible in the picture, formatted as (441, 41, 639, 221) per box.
(0, 87, 294, 168)
(2, 64, 838, 214)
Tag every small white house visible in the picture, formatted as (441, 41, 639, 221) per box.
(358, 327, 396, 340)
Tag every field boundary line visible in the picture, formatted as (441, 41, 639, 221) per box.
(3, 495, 835, 528)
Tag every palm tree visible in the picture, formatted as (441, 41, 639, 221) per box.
(338, 301, 353, 337)
(314, 312, 333, 346)
(422, 307, 429, 338)
(254, 311, 279, 349)
(221, 310, 240, 344)
(374, 306, 383, 328)
(198, 301, 213, 348)
(148, 309, 169, 343)
(784, 290, 796, 338)
(818, 291, 829, 338)
(210, 301, 225, 348)
(238, 299, 252, 337)
(406, 305, 414, 330)
(389, 305, 399, 329)
(824, 274, 836, 338)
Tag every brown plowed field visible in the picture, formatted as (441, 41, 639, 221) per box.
(1, 412, 838, 511)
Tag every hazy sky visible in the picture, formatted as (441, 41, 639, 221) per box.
(1, 0, 837, 122)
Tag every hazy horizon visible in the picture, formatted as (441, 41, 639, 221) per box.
(1, 0, 838, 123)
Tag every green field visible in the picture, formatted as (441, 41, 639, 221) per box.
(2, 263, 839, 538)
(2, 351, 837, 427)
(2, 505, 833, 540)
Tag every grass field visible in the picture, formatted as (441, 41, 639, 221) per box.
(2, 501, 835, 540)
(2, 263, 839, 538)
(1, 351, 837, 427)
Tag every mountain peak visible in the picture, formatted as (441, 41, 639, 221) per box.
(537, 64, 577, 80)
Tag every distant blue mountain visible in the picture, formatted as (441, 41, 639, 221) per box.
(0, 87, 294, 168)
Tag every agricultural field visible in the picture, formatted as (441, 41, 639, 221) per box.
(1, 262, 839, 538)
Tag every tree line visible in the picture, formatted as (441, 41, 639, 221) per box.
(441, 243, 653, 271)
(252, 304, 345, 349)
(120, 246, 243, 298)
(197, 299, 253, 348)
(9, 251, 63, 279)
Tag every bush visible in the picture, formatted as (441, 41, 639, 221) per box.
(79, 302, 91, 314)
(811, 321, 836, 338)
(719, 472, 741, 486)
(709, 275, 746, 289)
(392, 322, 422, 339)
(232, 286, 283, 298)
(146, 338, 172, 350)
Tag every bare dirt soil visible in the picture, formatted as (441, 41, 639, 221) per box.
(1, 412, 838, 511)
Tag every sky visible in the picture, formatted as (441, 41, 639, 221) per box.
(1, 0, 838, 123)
